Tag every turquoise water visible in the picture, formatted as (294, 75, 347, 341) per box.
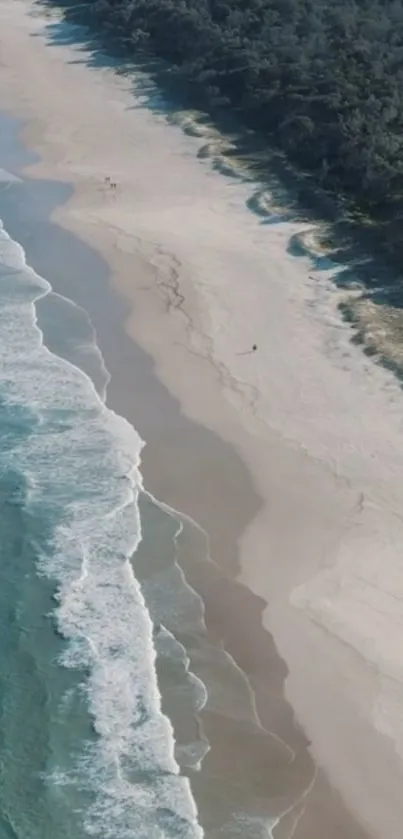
(0, 149, 205, 837)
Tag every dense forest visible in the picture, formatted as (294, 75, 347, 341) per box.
(45, 0, 403, 252)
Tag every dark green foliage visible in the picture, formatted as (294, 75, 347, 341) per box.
(45, 0, 403, 240)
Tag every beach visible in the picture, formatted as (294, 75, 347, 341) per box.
(1, 1, 403, 836)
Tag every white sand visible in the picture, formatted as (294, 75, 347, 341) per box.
(1, 1, 403, 835)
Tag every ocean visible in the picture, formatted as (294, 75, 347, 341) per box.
(0, 115, 206, 839)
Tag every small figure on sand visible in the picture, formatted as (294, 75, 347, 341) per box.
(236, 344, 258, 355)
(104, 176, 118, 190)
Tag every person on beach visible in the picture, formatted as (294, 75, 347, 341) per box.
(237, 344, 258, 355)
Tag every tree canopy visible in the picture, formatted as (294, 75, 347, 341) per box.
(46, 0, 403, 252)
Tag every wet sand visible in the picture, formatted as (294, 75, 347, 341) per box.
(1, 1, 403, 836)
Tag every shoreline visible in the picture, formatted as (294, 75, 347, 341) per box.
(0, 112, 329, 839)
(2, 142, 373, 839)
(1, 1, 403, 836)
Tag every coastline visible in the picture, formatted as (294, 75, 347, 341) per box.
(0, 112, 369, 839)
(1, 1, 403, 836)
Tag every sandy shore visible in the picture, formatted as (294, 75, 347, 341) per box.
(1, 1, 403, 836)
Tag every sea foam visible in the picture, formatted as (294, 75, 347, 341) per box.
(0, 220, 203, 838)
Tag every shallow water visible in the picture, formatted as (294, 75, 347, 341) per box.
(0, 129, 206, 837)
